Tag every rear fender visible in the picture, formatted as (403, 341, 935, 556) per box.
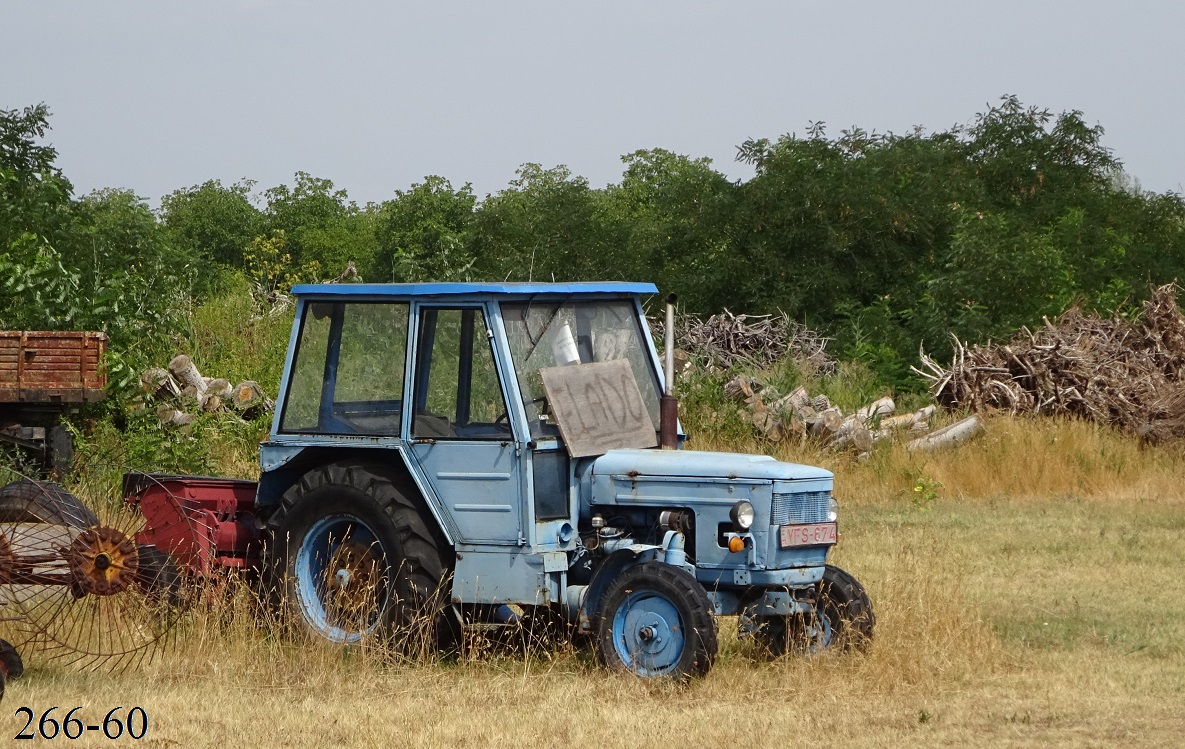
(256, 444, 455, 546)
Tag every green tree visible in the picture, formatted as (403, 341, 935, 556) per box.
(0, 103, 78, 253)
(471, 164, 626, 282)
(605, 149, 736, 311)
(160, 179, 263, 269)
(372, 176, 476, 282)
(263, 172, 375, 277)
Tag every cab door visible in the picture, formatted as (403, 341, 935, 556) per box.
(404, 304, 526, 545)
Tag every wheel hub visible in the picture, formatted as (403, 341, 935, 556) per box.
(67, 527, 139, 597)
(324, 538, 383, 622)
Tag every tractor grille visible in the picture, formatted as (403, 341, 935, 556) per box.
(771, 491, 831, 525)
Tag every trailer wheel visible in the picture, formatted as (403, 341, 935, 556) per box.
(267, 463, 452, 650)
(752, 564, 875, 657)
(48, 426, 74, 477)
(0, 480, 97, 528)
(594, 561, 717, 679)
(0, 639, 23, 680)
(0, 638, 21, 703)
(134, 544, 183, 606)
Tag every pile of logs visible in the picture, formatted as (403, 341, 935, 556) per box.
(138, 355, 273, 428)
(912, 283, 1185, 443)
(652, 310, 836, 375)
(723, 374, 977, 456)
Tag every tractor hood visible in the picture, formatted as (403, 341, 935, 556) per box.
(591, 448, 833, 483)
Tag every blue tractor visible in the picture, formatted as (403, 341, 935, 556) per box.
(253, 281, 874, 678)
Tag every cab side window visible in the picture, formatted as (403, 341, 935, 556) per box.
(412, 307, 512, 440)
(279, 302, 409, 435)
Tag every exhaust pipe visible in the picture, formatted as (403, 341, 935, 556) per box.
(660, 294, 679, 449)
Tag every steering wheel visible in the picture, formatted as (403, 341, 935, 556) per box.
(494, 397, 548, 427)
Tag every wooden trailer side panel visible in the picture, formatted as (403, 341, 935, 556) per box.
(0, 331, 108, 403)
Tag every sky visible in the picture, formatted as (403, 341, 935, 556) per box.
(2, 1, 1182, 207)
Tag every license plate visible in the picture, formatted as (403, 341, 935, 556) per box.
(779, 522, 837, 548)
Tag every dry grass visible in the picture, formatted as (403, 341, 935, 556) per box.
(6, 415, 1185, 747)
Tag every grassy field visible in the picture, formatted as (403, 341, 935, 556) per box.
(6, 416, 1185, 747)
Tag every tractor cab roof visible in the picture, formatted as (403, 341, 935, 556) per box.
(290, 281, 658, 300)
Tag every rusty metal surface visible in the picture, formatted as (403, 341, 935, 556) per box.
(0, 331, 107, 404)
(66, 527, 139, 597)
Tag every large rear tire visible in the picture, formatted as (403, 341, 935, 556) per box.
(266, 463, 453, 650)
(594, 561, 717, 679)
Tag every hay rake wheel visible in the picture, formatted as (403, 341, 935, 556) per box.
(0, 469, 204, 676)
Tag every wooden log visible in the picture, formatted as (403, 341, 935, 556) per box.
(231, 380, 265, 409)
(723, 374, 758, 402)
(140, 367, 180, 400)
(910, 405, 936, 435)
(831, 423, 873, 452)
(906, 415, 984, 452)
(856, 396, 896, 424)
(783, 410, 808, 439)
(169, 355, 206, 402)
(793, 404, 817, 422)
(230, 380, 274, 418)
(873, 405, 940, 443)
(875, 413, 918, 432)
(156, 405, 197, 427)
(206, 376, 231, 400)
(809, 406, 844, 440)
(783, 386, 810, 412)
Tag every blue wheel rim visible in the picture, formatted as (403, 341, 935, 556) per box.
(803, 607, 834, 653)
(611, 588, 687, 677)
(294, 513, 390, 643)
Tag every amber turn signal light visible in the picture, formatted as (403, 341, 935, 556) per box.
(727, 536, 746, 553)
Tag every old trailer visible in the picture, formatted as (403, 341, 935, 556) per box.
(0, 331, 107, 473)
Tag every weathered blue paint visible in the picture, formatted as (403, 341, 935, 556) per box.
(610, 587, 688, 677)
(591, 448, 833, 483)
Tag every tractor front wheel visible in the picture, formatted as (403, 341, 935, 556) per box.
(752, 563, 875, 657)
(594, 561, 717, 679)
(266, 463, 453, 651)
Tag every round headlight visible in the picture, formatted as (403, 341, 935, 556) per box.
(828, 495, 839, 522)
(730, 500, 755, 530)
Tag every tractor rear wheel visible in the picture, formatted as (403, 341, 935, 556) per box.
(594, 561, 717, 679)
(266, 463, 454, 651)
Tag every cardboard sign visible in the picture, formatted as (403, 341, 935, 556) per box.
(539, 359, 657, 458)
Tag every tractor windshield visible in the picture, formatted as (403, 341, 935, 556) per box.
(502, 299, 662, 439)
